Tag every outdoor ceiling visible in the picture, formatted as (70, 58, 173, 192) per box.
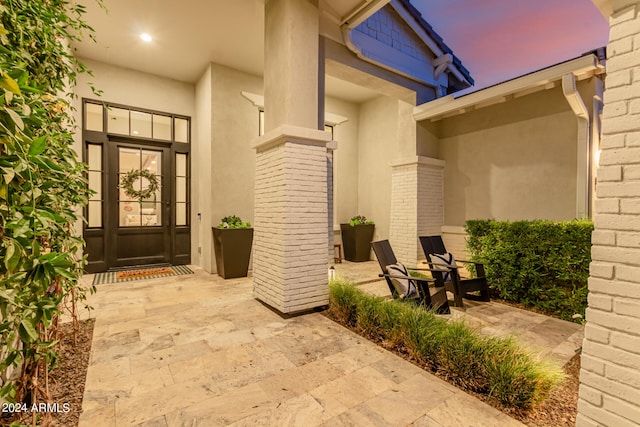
(73, 0, 382, 104)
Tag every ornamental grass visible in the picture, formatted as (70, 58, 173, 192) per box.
(327, 278, 564, 409)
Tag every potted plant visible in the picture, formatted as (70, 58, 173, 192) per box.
(340, 215, 375, 262)
(213, 215, 254, 279)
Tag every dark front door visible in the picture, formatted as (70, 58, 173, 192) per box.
(82, 100, 191, 273)
(108, 143, 171, 268)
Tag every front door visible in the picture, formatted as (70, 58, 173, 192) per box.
(109, 143, 171, 268)
(83, 100, 191, 273)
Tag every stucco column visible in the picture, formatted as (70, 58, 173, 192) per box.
(389, 156, 445, 265)
(253, 0, 331, 313)
(579, 1, 640, 426)
(263, 0, 319, 132)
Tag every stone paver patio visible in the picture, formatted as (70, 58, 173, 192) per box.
(77, 263, 581, 426)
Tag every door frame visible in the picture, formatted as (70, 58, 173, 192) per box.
(82, 99, 191, 273)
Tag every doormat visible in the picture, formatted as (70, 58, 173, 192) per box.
(92, 265, 194, 285)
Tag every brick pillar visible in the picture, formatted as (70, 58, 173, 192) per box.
(252, 0, 332, 313)
(252, 127, 331, 313)
(578, 2, 640, 426)
(389, 156, 445, 265)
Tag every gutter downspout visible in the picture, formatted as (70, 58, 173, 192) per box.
(562, 73, 590, 219)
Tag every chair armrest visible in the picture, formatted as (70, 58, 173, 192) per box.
(426, 261, 459, 270)
(379, 273, 435, 283)
(456, 259, 484, 266)
(407, 266, 451, 273)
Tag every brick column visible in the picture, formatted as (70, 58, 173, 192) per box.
(578, 2, 640, 426)
(252, 126, 331, 313)
(252, 0, 332, 313)
(389, 156, 445, 265)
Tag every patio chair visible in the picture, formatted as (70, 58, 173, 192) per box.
(419, 235, 490, 308)
(371, 240, 450, 314)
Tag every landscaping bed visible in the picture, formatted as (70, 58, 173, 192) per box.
(325, 278, 579, 426)
(1, 320, 94, 427)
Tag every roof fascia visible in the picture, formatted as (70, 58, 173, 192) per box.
(413, 55, 602, 122)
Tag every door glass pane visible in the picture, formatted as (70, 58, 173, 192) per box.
(176, 153, 187, 176)
(88, 171, 102, 200)
(88, 201, 102, 227)
(176, 177, 187, 203)
(141, 150, 160, 174)
(153, 115, 171, 140)
(86, 143, 103, 228)
(131, 111, 152, 138)
(175, 153, 188, 226)
(176, 203, 187, 226)
(119, 148, 139, 173)
(174, 118, 189, 143)
(85, 103, 103, 132)
(108, 107, 130, 135)
(119, 147, 162, 227)
(87, 144, 102, 170)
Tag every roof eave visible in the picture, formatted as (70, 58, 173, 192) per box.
(413, 54, 603, 122)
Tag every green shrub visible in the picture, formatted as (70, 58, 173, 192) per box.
(328, 280, 564, 408)
(348, 215, 374, 226)
(465, 219, 592, 322)
(217, 215, 251, 229)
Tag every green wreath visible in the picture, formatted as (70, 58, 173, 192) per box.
(120, 169, 159, 200)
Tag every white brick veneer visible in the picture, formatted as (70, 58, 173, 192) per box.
(389, 156, 444, 265)
(252, 128, 330, 314)
(578, 4, 640, 426)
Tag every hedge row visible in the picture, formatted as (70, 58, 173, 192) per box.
(465, 219, 593, 322)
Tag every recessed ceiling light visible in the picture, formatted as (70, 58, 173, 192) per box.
(140, 33, 152, 42)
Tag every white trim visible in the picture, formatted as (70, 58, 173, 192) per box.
(242, 91, 349, 126)
(325, 112, 349, 126)
(251, 124, 332, 152)
(413, 55, 603, 122)
(241, 91, 264, 108)
(389, 155, 445, 168)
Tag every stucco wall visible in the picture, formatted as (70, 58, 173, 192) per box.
(325, 97, 360, 228)
(357, 95, 399, 242)
(74, 59, 196, 118)
(194, 66, 213, 271)
(437, 84, 591, 225)
(205, 64, 263, 273)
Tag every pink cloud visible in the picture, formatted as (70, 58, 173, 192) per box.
(412, 0, 609, 89)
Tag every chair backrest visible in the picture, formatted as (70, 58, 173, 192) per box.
(419, 236, 447, 282)
(419, 235, 447, 257)
(371, 240, 399, 297)
(371, 240, 397, 272)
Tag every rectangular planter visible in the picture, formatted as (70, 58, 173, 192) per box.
(212, 227, 254, 279)
(340, 223, 375, 262)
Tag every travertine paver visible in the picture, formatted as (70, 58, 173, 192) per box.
(78, 266, 525, 426)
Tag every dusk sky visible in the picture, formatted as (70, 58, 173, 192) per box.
(413, 0, 610, 93)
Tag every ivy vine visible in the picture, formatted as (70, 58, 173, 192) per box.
(0, 0, 101, 421)
(120, 169, 159, 201)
